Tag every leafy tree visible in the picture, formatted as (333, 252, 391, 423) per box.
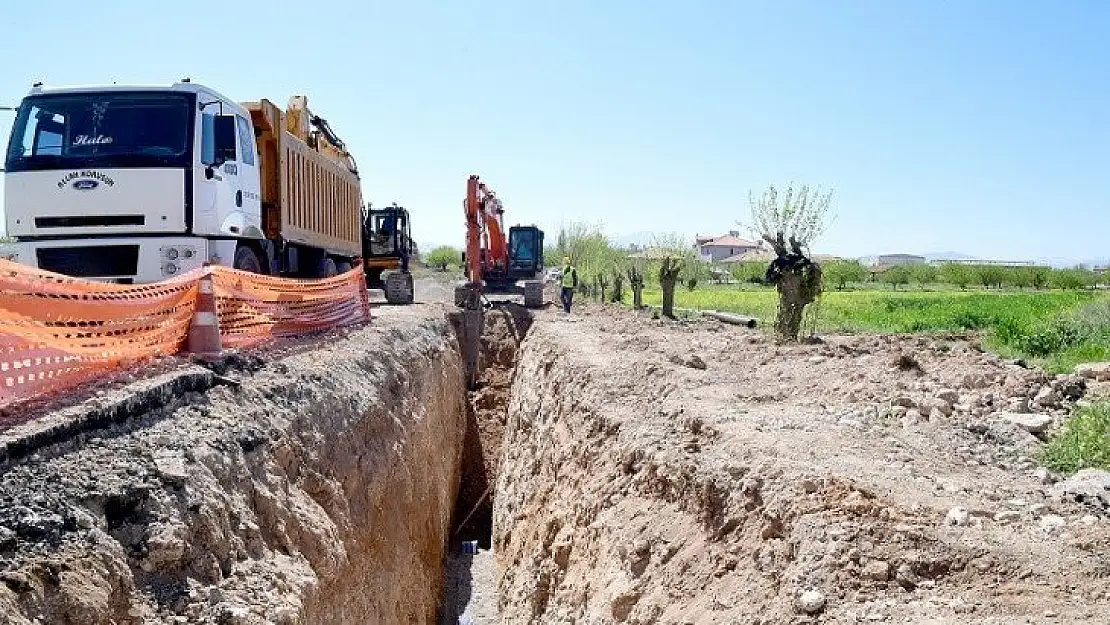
(1052, 268, 1095, 290)
(747, 183, 833, 341)
(552, 221, 623, 288)
(730, 262, 766, 285)
(822, 260, 867, 290)
(880, 265, 912, 290)
(1008, 266, 1033, 289)
(974, 264, 1006, 289)
(1030, 266, 1052, 290)
(940, 263, 972, 289)
(425, 245, 460, 272)
(910, 263, 938, 287)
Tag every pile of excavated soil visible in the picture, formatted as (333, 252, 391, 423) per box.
(0, 305, 466, 625)
(492, 302, 1110, 624)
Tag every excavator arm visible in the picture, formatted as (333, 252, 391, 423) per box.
(464, 175, 508, 283)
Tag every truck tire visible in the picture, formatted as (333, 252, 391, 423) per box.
(523, 280, 544, 309)
(317, 257, 338, 278)
(384, 271, 414, 305)
(233, 245, 262, 274)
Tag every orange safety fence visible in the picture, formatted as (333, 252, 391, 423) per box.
(0, 260, 370, 410)
(210, 266, 370, 348)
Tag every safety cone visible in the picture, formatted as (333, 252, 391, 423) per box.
(187, 265, 222, 357)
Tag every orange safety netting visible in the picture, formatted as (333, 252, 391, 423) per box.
(0, 260, 370, 410)
(210, 266, 370, 348)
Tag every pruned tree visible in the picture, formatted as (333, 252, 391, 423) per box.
(650, 234, 694, 319)
(596, 272, 610, 302)
(610, 266, 625, 303)
(627, 263, 645, 309)
(659, 256, 683, 318)
(747, 183, 833, 341)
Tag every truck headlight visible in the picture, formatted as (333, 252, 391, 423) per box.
(163, 263, 179, 275)
(165, 248, 179, 261)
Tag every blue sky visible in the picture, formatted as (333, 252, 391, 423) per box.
(1, 1, 1107, 262)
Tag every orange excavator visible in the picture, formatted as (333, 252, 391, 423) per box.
(454, 175, 545, 310)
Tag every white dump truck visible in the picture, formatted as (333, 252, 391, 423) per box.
(1, 80, 363, 282)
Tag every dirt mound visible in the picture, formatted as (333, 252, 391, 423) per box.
(492, 303, 1110, 623)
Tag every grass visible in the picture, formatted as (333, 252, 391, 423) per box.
(638, 285, 1110, 373)
(1042, 402, 1110, 473)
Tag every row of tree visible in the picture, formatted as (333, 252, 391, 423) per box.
(428, 244, 1102, 294)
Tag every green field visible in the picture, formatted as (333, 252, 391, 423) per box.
(640, 286, 1110, 373)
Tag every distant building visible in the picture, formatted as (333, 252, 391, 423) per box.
(696, 231, 762, 262)
(875, 254, 927, 266)
(938, 258, 1036, 267)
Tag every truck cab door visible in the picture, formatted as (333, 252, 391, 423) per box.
(231, 115, 262, 238)
(194, 112, 239, 239)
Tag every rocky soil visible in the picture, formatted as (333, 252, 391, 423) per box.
(491, 302, 1110, 624)
(0, 305, 467, 624)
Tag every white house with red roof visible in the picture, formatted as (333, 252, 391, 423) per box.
(695, 231, 763, 262)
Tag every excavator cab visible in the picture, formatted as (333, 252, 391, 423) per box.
(507, 225, 544, 279)
(361, 203, 415, 304)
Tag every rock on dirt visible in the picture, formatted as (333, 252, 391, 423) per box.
(797, 590, 826, 614)
(946, 506, 971, 526)
(1054, 469, 1110, 510)
(996, 411, 1055, 434)
(1075, 362, 1110, 381)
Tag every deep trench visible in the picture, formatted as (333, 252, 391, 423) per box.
(440, 304, 534, 622)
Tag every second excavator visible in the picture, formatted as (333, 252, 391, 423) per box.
(454, 175, 544, 310)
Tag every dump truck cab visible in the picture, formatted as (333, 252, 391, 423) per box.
(1, 80, 363, 283)
(1, 81, 262, 281)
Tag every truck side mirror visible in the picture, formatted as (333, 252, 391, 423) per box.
(212, 115, 237, 166)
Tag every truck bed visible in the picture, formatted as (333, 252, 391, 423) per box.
(248, 100, 362, 258)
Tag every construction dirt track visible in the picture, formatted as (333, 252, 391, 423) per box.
(1, 292, 1110, 624)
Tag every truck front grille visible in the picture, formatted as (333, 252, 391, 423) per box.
(36, 245, 140, 278)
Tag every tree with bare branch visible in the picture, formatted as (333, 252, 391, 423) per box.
(747, 183, 834, 341)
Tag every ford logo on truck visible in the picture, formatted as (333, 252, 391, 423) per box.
(57, 171, 115, 189)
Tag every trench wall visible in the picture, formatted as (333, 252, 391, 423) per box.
(0, 310, 466, 624)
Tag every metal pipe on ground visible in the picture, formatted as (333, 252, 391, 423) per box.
(701, 310, 759, 328)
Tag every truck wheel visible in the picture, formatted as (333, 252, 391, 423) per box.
(317, 257, 338, 278)
(233, 245, 262, 274)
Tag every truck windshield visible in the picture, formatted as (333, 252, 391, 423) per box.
(4, 92, 192, 171)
